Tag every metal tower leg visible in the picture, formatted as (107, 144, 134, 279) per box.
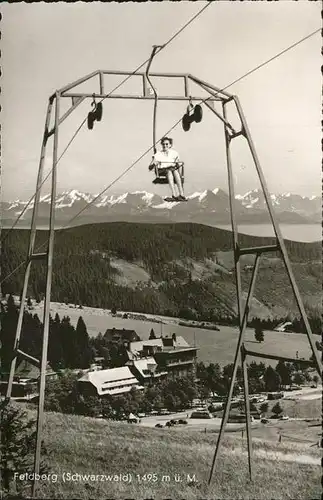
(224, 98, 253, 478)
(32, 92, 60, 497)
(241, 342, 253, 480)
(208, 101, 252, 484)
(208, 252, 260, 484)
(222, 102, 242, 317)
(6, 98, 54, 400)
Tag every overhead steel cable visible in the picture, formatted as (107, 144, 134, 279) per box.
(1, 2, 212, 244)
(219, 27, 320, 91)
(0, 27, 319, 286)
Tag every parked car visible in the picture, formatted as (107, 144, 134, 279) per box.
(280, 415, 289, 420)
(178, 419, 188, 425)
(159, 408, 171, 415)
(211, 396, 226, 403)
(208, 404, 223, 412)
(191, 399, 205, 408)
(261, 418, 269, 424)
(128, 413, 141, 424)
(155, 423, 163, 428)
(190, 410, 212, 419)
(170, 419, 179, 425)
(165, 421, 175, 427)
(267, 392, 284, 400)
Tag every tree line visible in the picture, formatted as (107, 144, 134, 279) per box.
(1, 296, 93, 373)
(196, 359, 316, 398)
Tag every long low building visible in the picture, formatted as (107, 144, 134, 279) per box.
(78, 366, 144, 397)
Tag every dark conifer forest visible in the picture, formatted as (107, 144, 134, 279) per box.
(1, 222, 321, 320)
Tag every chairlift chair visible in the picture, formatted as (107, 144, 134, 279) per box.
(152, 161, 185, 185)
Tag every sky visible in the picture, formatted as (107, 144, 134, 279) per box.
(1, 1, 321, 201)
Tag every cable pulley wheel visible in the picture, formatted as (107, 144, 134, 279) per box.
(182, 113, 191, 132)
(87, 112, 95, 130)
(95, 102, 103, 122)
(193, 104, 203, 123)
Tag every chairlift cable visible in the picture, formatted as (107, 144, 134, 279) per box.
(219, 28, 320, 92)
(0, 27, 319, 286)
(1, 3, 212, 245)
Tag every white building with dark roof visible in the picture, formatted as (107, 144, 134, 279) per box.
(128, 336, 190, 357)
(127, 357, 168, 384)
(127, 335, 198, 379)
(128, 338, 163, 359)
(78, 366, 144, 397)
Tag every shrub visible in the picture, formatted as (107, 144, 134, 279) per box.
(272, 402, 283, 416)
(0, 402, 48, 494)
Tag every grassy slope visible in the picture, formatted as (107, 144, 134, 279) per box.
(25, 411, 322, 500)
(272, 397, 322, 419)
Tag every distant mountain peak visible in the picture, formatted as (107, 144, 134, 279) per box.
(188, 190, 208, 201)
(235, 189, 259, 200)
(2, 187, 320, 227)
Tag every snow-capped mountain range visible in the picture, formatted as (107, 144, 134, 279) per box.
(1, 188, 321, 227)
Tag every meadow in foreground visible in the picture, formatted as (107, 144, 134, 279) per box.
(19, 411, 322, 500)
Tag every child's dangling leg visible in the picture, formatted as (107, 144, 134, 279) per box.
(166, 170, 178, 200)
(173, 169, 187, 201)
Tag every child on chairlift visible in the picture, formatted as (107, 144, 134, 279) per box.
(149, 137, 187, 202)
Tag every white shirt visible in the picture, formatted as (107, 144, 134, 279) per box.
(154, 148, 180, 168)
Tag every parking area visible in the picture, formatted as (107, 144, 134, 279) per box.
(282, 386, 322, 401)
(138, 411, 260, 431)
(136, 385, 321, 431)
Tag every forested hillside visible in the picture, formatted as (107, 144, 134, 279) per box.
(1, 223, 321, 320)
